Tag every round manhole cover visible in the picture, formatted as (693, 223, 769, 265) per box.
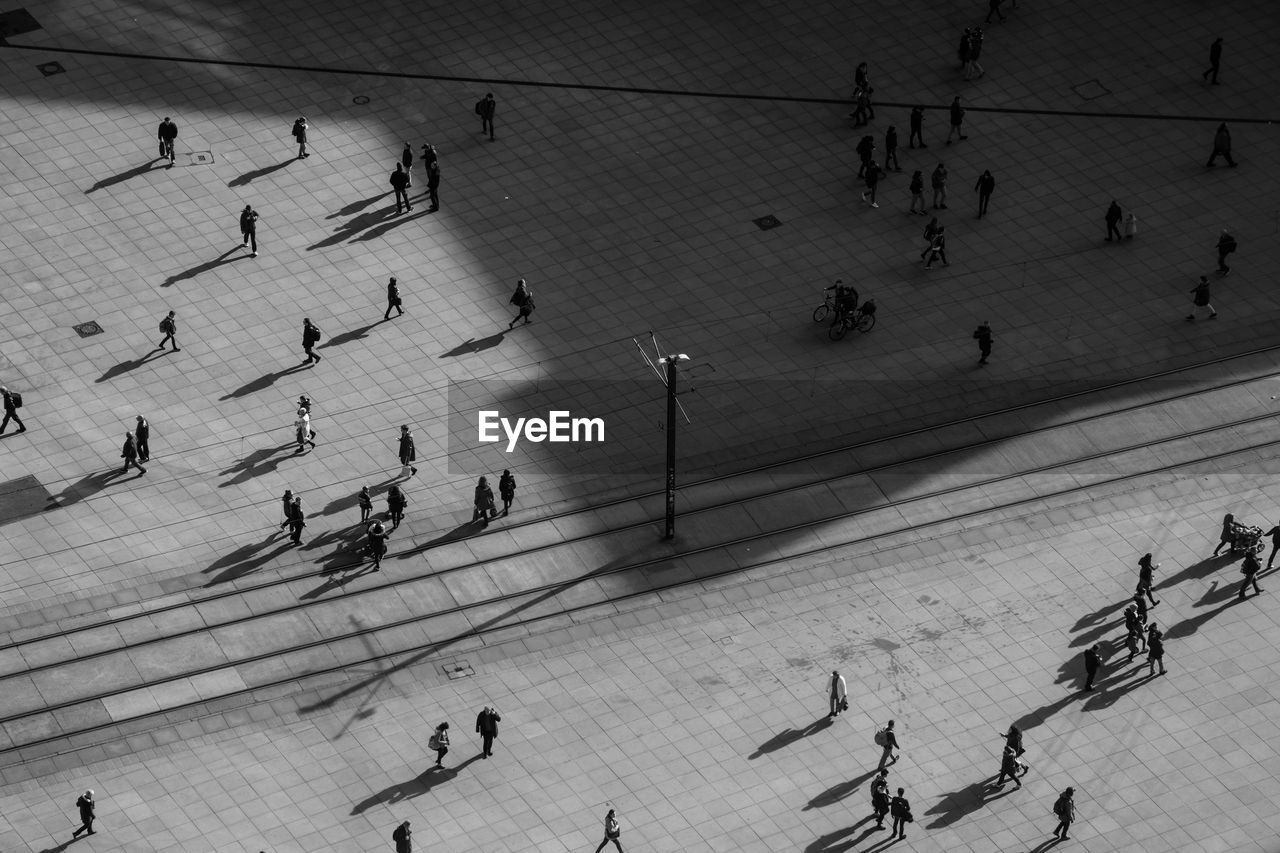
(353, 95, 370, 105)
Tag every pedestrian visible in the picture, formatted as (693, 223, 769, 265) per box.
(400, 142, 414, 187)
(860, 159, 885, 208)
(1205, 122, 1237, 167)
(993, 745, 1023, 787)
(384, 276, 404, 320)
(884, 126, 901, 171)
(430, 722, 450, 767)
(390, 163, 412, 214)
(1105, 200, 1123, 242)
(973, 320, 992, 364)
(870, 769, 890, 829)
(478, 93, 496, 140)
(854, 61, 870, 92)
(828, 670, 847, 717)
(420, 143, 437, 169)
(367, 519, 389, 569)
(920, 216, 940, 259)
(1185, 276, 1217, 321)
(473, 476, 497, 525)
(157, 116, 177, 164)
(475, 705, 501, 757)
(288, 496, 305, 544)
(302, 318, 323, 364)
(1000, 723, 1025, 757)
(1239, 549, 1263, 598)
(387, 484, 407, 528)
(1123, 603, 1146, 657)
(856, 135, 875, 179)
(358, 485, 372, 523)
(1266, 520, 1280, 569)
(931, 162, 948, 209)
(72, 790, 96, 837)
(499, 469, 516, 515)
(392, 820, 412, 853)
(1212, 512, 1236, 556)
(974, 169, 995, 217)
(1124, 621, 1141, 661)
(1202, 37, 1223, 84)
(908, 170, 926, 215)
(240, 204, 259, 257)
(294, 407, 316, 453)
(1123, 212, 1139, 240)
(908, 106, 926, 148)
(425, 158, 440, 211)
(889, 787, 911, 839)
(968, 28, 986, 78)
(1216, 229, 1237, 274)
(924, 226, 948, 269)
(1083, 643, 1102, 691)
(1136, 553, 1160, 605)
(594, 809, 624, 853)
(120, 430, 147, 475)
(1147, 623, 1166, 676)
(877, 719, 900, 768)
(292, 117, 309, 158)
(1051, 787, 1075, 839)
(1132, 589, 1151, 625)
(0, 386, 26, 434)
(398, 425, 417, 477)
(279, 489, 294, 532)
(157, 310, 179, 351)
(958, 28, 972, 72)
(135, 415, 150, 462)
(986, 0, 1005, 23)
(945, 96, 968, 144)
(509, 282, 535, 328)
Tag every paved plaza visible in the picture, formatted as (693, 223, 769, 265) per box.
(2, 0, 1280, 849)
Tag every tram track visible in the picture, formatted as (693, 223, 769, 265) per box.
(1, 374, 1277, 759)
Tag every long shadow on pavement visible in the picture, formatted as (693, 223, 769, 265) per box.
(162, 247, 248, 287)
(96, 348, 168, 384)
(47, 470, 128, 510)
(924, 778, 1008, 830)
(752, 714, 833, 759)
(439, 332, 505, 358)
(219, 444, 293, 488)
(203, 535, 296, 586)
(350, 754, 482, 814)
(85, 159, 160, 193)
(228, 159, 293, 187)
(328, 192, 391, 218)
(220, 363, 310, 400)
(803, 816, 877, 853)
(804, 766, 880, 811)
(320, 322, 380, 351)
(311, 476, 399, 520)
(354, 205, 434, 242)
(309, 207, 394, 250)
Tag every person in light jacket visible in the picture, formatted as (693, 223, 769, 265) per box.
(828, 670, 847, 717)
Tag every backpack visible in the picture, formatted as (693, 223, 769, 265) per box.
(428, 733, 440, 750)
(1222, 237, 1237, 253)
(475, 100, 483, 116)
(874, 727, 888, 747)
(10, 392, 21, 409)
(1053, 796, 1068, 817)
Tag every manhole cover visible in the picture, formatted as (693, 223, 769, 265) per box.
(353, 95, 370, 105)
(0, 9, 42, 39)
(37, 61, 64, 77)
(73, 321, 103, 337)
(186, 151, 214, 166)
(1071, 79, 1111, 100)
(443, 660, 474, 679)
(753, 214, 782, 231)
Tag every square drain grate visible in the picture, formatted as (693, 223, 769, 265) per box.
(187, 151, 214, 165)
(753, 214, 782, 231)
(443, 660, 474, 679)
(0, 8, 42, 40)
(73, 321, 103, 337)
(1072, 79, 1111, 100)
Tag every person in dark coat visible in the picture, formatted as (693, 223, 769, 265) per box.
(1147, 624, 1165, 675)
(870, 768, 890, 829)
(499, 470, 516, 515)
(1239, 549, 1263, 598)
(157, 117, 178, 164)
(1136, 553, 1160, 605)
(974, 170, 995, 217)
(135, 416, 151, 462)
(358, 485, 373, 522)
(1206, 122, 1236, 167)
(1000, 723, 1025, 757)
(1212, 513, 1236, 556)
(392, 820, 412, 853)
(288, 496, 305, 545)
(860, 160, 885, 208)
(1216, 229, 1237, 274)
(292, 117, 309, 158)
(278, 489, 294, 531)
(882, 126, 900, 171)
(367, 519, 389, 569)
(72, 790, 96, 837)
(856, 135, 875, 179)
(426, 159, 440, 211)
(1105, 201, 1123, 241)
(121, 431, 146, 475)
(400, 142, 414, 187)
(509, 287, 535, 328)
(909, 106, 926, 148)
(1265, 520, 1280, 570)
(973, 321, 992, 364)
(476, 705, 501, 757)
(878, 720, 900, 768)
(1083, 644, 1102, 691)
(946, 96, 968, 144)
(993, 745, 1024, 787)
(1186, 276, 1216, 322)
(302, 318, 322, 365)
(924, 226, 948, 269)
(889, 787, 911, 839)
(1, 386, 26, 434)
(958, 28, 972, 71)
(240, 204, 260, 256)
(386, 484, 407, 529)
(1203, 37, 1223, 84)
(390, 163, 412, 213)
(384, 276, 404, 320)
(1051, 787, 1075, 839)
(157, 310, 179, 351)
(479, 93, 496, 140)
(398, 425, 417, 477)
(474, 477, 496, 525)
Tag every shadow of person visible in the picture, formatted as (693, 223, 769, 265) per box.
(328, 192, 392, 219)
(161, 247, 247, 287)
(1055, 638, 1118, 687)
(1024, 837, 1064, 853)
(202, 536, 296, 586)
(803, 816, 877, 853)
(219, 445, 292, 488)
(439, 332, 505, 358)
(923, 778, 1006, 829)
(394, 519, 486, 559)
(1080, 659, 1161, 711)
(803, 767, 881, 811)
(752, 715, 833, 760)
(220, 363, 310, 400)
(84, 160, 158, 193)
(36, 837, 79, 853)
(228, 159, 293, 187)
(353, 206, 430, 242)
(1154, 555, 1235, 592)
(320, 323, 379, 350)
(350, 754, 482, 815)
(96, 349, 165, 384)
(300, 561, 380, 600)
(1164, 579, 1244, 640)
(46, 470, 119, 510)
(309, 208, 393, 250)
(1066, 598, 1128, 647)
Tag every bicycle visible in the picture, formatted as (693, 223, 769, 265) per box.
(829, 305, 876, 340)
(814, 283, 858, 323)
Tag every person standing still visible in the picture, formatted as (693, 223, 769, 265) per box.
(594, 809, 624, 853)
(478, 93, 496, 141)
(384, 276, 404, 320)
(931, 162, 948, 209)
(1265, 521, 1280, 570)
(1147, 624, 1166, 675)
(392, 820, 412, 853)
(884, 126, 901, 171)
(0, 386, 26, 434)
(135, 415, 151, 462)
(909, 106, 926, 148)
(398, 425, 417, 477)
(993, 745, 1023, 788)
(292, 117, 309, 158)
(1185, 276, 1217, 321)
(121, 430, 146, 475)
(946, 96, 968, 144)
(431, 722, 450, 767)
(1203, 37, 1223, 84)
(889, 788, 911, 839)
(1083, 644, 1102, 691)
(474, 476, 496, 525)
(974, 169, 995, 217)
(1206, 122, 1237, 167)
(1051, 787, 1076, 839)
(358, 485, 372, 523)
(390, 163, 412, 214)
(878, 720, 900, 768)
(157, 310, 179, 351)
(400, 142, 414, 187)
(908, 170, 926, 215)
(1105, 200, 1123, 242)
(425, 158, 440, 211)
(302, 318, 323, 364)
(476, 705, 501, 757)
(828, 670, 847, 717)
(72, 790, 96, 837)
(1216, 229, 1237, 274)
(973, 321, 993, 365)
(985, 0, 1005, 23)
(240, 204, 259, 257)
(499, 469, 516, 515)
(157, 116, 178, 165)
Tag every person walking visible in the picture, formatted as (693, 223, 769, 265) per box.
(420, 143, 437, 169)
(475, 705, 501, 757)
(157, 310, 179, 351)
(931, 162, 948, 209)
(1216, 229, 1237, 274)
(985, 0, 1006, 23)
(974, 169, 995, 217)
(384, 276, 404, 320)
(946, 96, 968, 144)
(828, 670, 847, 717)
(240, 204, 259, 257)
(400, 142, 414, 187)
(72, 790, 96, 837)
(594, 809, 624, 853)
(924, 226, 948, 269)
(1136, 554, 1160, 605)
(908, 106, 926, 148)
(889, 787, 911, 839)
(398, 425, 417, 477)
(292, 117, 309, 158)
(499, 469, 516, 515)
(294, 407, 316, 453)
(973, 320, 992, 364)
(1147, 624, 1166, 675)
(1239, 549, 1263, 598)
(1105, 200, 1123, 242)
(478, 93, 496, 140)
(856, 135, 875, 179)
(920, 216, 940, 259)
(908, 170, 926, 215)
(1000, 723, 1025, 757)
(302, 318, 323, 364)
(358, 485, 373, 523)
(877, 720, 900, 768)
(288, 495, 305, 545)
(120, 430, 147, 475)
(1265, 520, 1280, 570)
(387, 484, 407, 529)
(278, 489, 295, 532)
(425, 158, 440, 211)
(1132, 588, 1152, 625)
(1203, 37, 1223, 84)
(509, 286, 535, 328)
(958, 28, 972, 73)
(1051, 787, 1076, 839)
(1083, 644, 1102, 691)
(473, 476, 497, 525)
(430, 722, 450, 767)
(1185, 276, 1217, 321)
(390, 163, 412, 214)
(870, 769, 890, 829)
(884, 126, 901, 171)
(135, 415, 151, 462)
(157, 117, 178, 165)
(993, 745, 1024, 788)
(860, 159, 885, 208)
(1124, 603, 1147, 653)
(1212, 512, 1236, 556)
(0, 386, 26, 434)
(968, 28, 986, 78)
(367, 519, 389, 569)
(1206, 122, 1237, 167)
(392, 820, 412, 853)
